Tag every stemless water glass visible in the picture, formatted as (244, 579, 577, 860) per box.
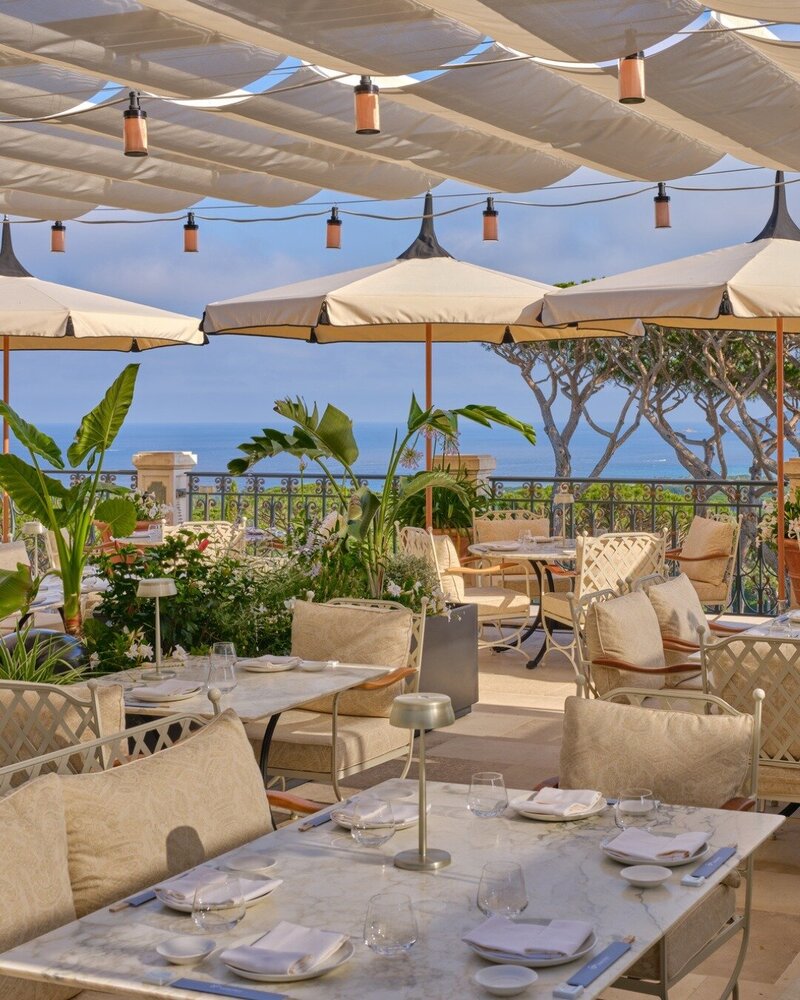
(770, 599, 790, 634)
(615, 788, 658, 830)
(192, 876, 246, 933)
(477, 861, 528, 917)
(207, 643, 238, 694)
(350, 797, 396, 849)
(467, 772, 508, 818)
(364, 892, 418, 956)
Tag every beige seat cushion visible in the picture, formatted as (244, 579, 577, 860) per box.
(584, 591, 666, 692)
(679, 517, 735, 586)
(646, 573, 710, 645)
(690, 579, 730, 603)
(60, 710, 272, 918)
(473, 517, 549, 543)
(254, 710, 410, 776)
(540, 590, 573, 623)
(431, 533, 465, 602)
(560, 696, 752, 807)
(0, 774, 79, 1000)
(292, 601, 413, 718)
(463, 586, 530, 619)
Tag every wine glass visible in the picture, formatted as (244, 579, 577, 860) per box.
(615, 788, 658, 830)
(467, 772, 508, 818)
(364, 892, 417, 955)
(350, 797, 396, 849)
(191, 876, 246, 933)
(477, 861, 528, 917)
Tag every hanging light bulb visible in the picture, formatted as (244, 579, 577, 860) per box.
(653, 182, 671, 229)
(482, 197, 499, 241)
(50, 220, 66, 253)
(123, 91, 148, 156)
(326, 207, 342, 249)
(354, 75, 380, 134)
(183, 212, 199, 252)
(618, 52, 645, 104)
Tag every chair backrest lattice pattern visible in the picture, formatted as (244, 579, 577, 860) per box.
(702, 634, 800, 768)
(165, 519, 246, 560)
(574, 531, 667, 599)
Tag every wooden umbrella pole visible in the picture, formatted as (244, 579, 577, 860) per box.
(2, 336, 9, 543)
(776, 318, 786, 603)
(425, 323, 433, 531)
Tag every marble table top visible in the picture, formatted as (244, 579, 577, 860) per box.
(0, 780, 782, 1000)
(743, 614, 800, 640)
(469, 541, 578, 563)
(100, 659, 390, 724)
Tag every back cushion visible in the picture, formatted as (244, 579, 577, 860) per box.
(431, 533, 465, 602)
(293, 601, 414, 717)
(560, 696, 752, 807)
(584, 591, 666, 691)
(646, 574, 709, 644)
(0, 775, 78, 1000)
(475, 517, 549, 542)
(680, 517, 735, 586)
(60, 710, 272, 917)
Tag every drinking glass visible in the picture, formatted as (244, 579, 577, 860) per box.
(770, 599, 790, 633)
(364, 892, 417, 956)
(206, 646, 237, 694)
(191, 876, 246, 933)
(615, 788, 658, 830)
(477, 861, 528, 917)
(467, 772, 508, 818)
(350, 797, 396, 849)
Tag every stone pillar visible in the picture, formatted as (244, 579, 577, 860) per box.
(430, 453, 496, 488)
(132, 451, 197, 525)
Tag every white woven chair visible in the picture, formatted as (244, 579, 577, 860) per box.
(539, 531, 667, 671)
(666, 514, 742, 616)
(164, 518, 246, 559)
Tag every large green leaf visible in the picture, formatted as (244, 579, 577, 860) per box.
(316, 404, 358, 466)
(0, 402, 63, 469)
(398, 469, 467, 500)
(454, 404, 536, 447)
(345, 485, 380, 540)
(67, 364, 139, 468)
(0, 564, 33, 619)
(0, 455, 66, 522)
(95, 497, 137, 538)
(273, 397, 358, 466)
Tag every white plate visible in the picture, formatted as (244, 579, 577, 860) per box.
(620, 865, 672, 888)
(225, 939, 354, 983)
(330, 805, 425, 831)
(154, 880, 279, 913)
(468, 919, 597, 968)
(509, 796, 607, 822)
(298, 659, 337, 672)
(473, 965, 538, 996)
(483, 541, 519, 551)
(602, 840, 709, 868)
(239, 659, 298, 674)
(156, 936, 215, 965)
(127, 685, 202, 704)
(219, 850, 278, 875)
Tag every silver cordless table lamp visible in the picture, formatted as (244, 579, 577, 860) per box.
(136, 577, 177, 679)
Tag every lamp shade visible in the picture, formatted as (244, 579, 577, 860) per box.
(21, 520, 45, 536)
(390, 692, 455, 731)
(136, 577, 177, 599)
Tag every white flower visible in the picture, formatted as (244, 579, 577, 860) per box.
(412, 580, 422, 592)
(138, 643, 154, 662)
(284, 597, 296, 611)
(89, 652, 100, 668)
(386, 581, 402, 597)
(124, 646, 139, 661)
(172, 644, 188, 662)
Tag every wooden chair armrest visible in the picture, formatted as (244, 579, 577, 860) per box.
(533, 776, 560, 791)
(721, 796, 755, 811)
(662, 637, 700, 652)
(710, 621, 749, 635)
(545, 564, 576, 577)
(452, 562, 526, 576)
(266, 791, 322, 815)
(357, 667, 417, 690)
(665, 547, 682, 559)
(592, 657, 701, 674)
(672, 551, 730, 562)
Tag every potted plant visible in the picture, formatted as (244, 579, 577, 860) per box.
(395, 464, 490, 559)
(0, 365, 140, 634)
(758, 486, 800, 607)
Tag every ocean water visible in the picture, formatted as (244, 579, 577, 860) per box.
(24, 420, 757, 481)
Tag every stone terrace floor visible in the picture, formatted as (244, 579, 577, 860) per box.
(296, 624, 800, 1000)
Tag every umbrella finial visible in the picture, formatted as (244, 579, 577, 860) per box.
(0, 219, 33, 278)
(751, 171, 800, 242)
(397, 192, 453, 260)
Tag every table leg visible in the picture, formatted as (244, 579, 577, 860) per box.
(526, 562, 575, 670)
(258, 712, 282, 787)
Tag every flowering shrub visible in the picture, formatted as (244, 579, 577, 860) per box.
(757, 486, 800, 547)
(126, 488, 171, 522)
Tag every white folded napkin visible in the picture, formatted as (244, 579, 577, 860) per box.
(221, 921, 348, 976)
(81, 576, 109, 592)
(333, 797, 420, 827)
(524, 788, 601, 817)
(236, 654, 300, 670)
(155, 869, 279, 906)
(129, 679, 201, 701)
(606, 828, 709, 861)
(463, 916, 593, 959)
(483, 540, 519, 551)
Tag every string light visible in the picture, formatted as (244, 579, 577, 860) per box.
(326, 206, 342, 248)
(183, 211, 199, 252)
(482, 197, 498, 241)
(50, 220, 66, 252)
(654, 182, 671, 229)
(354, 75, 380, 135)
(618, 52, 645, 104)
(123, 91, 147, 157)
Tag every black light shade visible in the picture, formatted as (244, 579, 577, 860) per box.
(354, 75, 380, 134)
(654, 182, 671, 229)
(123, 91, 148, 156)
(183, 211, 199, 252)
(50, 220, 66, 253)
(326, 206, 342, 249)
(619, 52, 645, 104)
(482, 197, 499, 241)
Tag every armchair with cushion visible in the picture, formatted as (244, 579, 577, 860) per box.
(666, 514, 741, 615)
(540, 688, 763, 1000)
(162, 518, 246, 559)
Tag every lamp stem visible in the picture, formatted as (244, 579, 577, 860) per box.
(154, 595, 162, 675)
(418, 728, 427, 861)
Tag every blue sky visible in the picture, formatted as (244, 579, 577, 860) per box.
(5, 159, 793, 433)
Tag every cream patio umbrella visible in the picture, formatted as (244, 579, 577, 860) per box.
(0, 220, 205, 539)
(541, 173, 800, 602)
(202, 193, 641, 525)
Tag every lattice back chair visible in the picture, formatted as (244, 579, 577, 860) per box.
(472, 508, 562, 601)
(549, 687, 763, 1000)
(701, 632, 800, 808)
(539, 531, 667, 672)
(250, 597, 427, 799)
(399, 525, 532, 657)
(667, 514, 742, 617)
(164, 518, 246, 560)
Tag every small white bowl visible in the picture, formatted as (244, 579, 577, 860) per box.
(620, 864, 671, 888)
(298, 659, 337, 672)
(473, 965, 538, 997)
(220, 849, 277, 875)
(156, 935, 215, 965)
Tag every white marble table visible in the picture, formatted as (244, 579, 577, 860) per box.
(743, 614, 800, 640)
(0, 780, 782, 1000)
